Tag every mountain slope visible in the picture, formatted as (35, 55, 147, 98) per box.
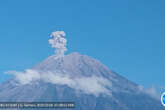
(0, 52, 164, 110)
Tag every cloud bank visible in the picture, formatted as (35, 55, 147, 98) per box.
(6, 69, 112, 96)
(138, 85, 160, 100)
(49, 31, 67, 58)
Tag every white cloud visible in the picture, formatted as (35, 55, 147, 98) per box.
(6, 69, 112, 96)
(49, 31, 67, 58)
(5, 69, 40, 85)
(138, 85, 160, 100)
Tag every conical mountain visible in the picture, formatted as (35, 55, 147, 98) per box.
(0, 52, 164, 110)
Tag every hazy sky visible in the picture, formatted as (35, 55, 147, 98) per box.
(0, 0, 164, 88)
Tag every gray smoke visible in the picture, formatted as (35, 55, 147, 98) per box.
(49, 31, 67, 58)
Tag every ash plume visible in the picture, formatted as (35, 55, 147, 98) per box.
(49, 31, 67, 58)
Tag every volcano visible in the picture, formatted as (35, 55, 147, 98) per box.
(0, 52, 164, 110)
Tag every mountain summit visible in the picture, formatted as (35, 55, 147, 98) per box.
(0, 52, 164, 110)
(33, 52, 138, 93)
(34, 52, 115, 77)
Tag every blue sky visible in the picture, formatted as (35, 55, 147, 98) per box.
(0, 0, 165, 88)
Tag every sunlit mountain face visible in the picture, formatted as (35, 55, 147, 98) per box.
(0, 52, 164, 110)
